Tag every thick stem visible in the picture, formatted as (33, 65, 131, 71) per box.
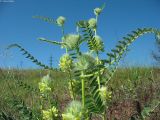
(81, 71, 85, 108)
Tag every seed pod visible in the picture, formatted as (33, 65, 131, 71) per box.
(56, 16, 66, 26)
(62, 34, 81, 50)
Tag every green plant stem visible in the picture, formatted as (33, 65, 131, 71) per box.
(47, 94, 54, 119)
(102, 115, 105, 120)
(69, 71, 75, 100)
(66, 48, 68, 54)
(5, 71, 16, 99)
(76, 26, 80, 34)
(96, 52, 101, 89)
(95, 15, 98, 36)
(102, 109, 107, 120)
(61, 25, 65, 36)
(80, 68, 105, 78)
(81, 71, 85, 109)
(97, 76, 100, 89)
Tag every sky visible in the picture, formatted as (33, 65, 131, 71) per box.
(0, 0, 160, 68)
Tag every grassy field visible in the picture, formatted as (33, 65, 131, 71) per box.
(0, 67, 159, 120)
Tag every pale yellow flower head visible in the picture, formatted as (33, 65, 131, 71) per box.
(62, 101, 82, 120)
(75, 53, 96, 70)
(99, 86, 112, 102)
(56, 16, 66, 26)
(38, 74, 51, 94)
(62, 113, 75, 120)
(62, 34, 81, 50)
(59, 54, 73, 72)
(94, 8, 102, 16)
(88, 18, 97, 29)
(39, 82, 51, 93)
(41, 74, 51, 85)
(42, 106, 58, 120)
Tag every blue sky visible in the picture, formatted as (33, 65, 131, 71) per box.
(0, 0, 160, 68)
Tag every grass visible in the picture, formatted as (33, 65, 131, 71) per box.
(0, 67, 159, 120)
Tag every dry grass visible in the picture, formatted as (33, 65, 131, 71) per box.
(0, 67, 159, 120)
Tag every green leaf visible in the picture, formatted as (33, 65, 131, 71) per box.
(32, 15, 57, 25)
(7, 44, 53, 70)
(39, 38, 65, 46)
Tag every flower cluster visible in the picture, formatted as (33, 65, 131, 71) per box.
(99, 86, 112, 103)
(88, 18, 97, 29)
(62, 101, 82, 120)
(56, 16, 66, 26)
(42, 106, 58, 120)
(62, 34, 81, 50)
(75, 53, 96, 70)
(59, 54, 73, 72)
(38, 74, 51, 94)
(94, 8, 102, 16)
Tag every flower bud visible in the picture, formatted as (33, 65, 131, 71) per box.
(88, 18, 97, 29)
(94, 35, 104, 52)
(94, 8, 102, 16)
(56, 16, 66, 26)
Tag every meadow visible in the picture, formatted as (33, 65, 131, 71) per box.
(0, 67, 159, 120)
(1, 2, 160, 120)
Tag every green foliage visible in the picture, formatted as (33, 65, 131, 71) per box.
(7, 3, 160, 120)
(16, 79, 38, 93)
(39, 38, 64, 46)
(7, 44, 53, 70)
(153, 32, 160, 64)
(32, 16, 56, 25)
(0, 111, 15, 120)
(141, 100, 160, 119)
(0, 68, 160, 120)
(8, 99, 34, 120)
(103, 28, 160, 84)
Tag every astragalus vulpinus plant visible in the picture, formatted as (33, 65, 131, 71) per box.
(8, 4, 160, 120)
